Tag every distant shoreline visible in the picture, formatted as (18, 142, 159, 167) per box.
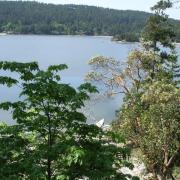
(0, 33, 180, 45)
(0, 32, 112, 38)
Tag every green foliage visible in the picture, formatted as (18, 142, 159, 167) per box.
(115, 81, 180, 179)
(0, 61, 133, 179)
(0, 1, 180, 41)
(0, 1, 148, 36)
(113, 1, 180, 179)
(87, 1, 180, 179)
(0, 76, 18, 87)
(112, 33, 139, 42)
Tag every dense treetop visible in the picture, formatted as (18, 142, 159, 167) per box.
(0, 1, 180, 42)
(0, 61, 134, 179)
(87, 0, 180, 179)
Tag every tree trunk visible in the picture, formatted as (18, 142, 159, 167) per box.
(47, 129, 52, 180)
(170, 173, 175, 180)
(47, 157, 51, 180)
(152, 170, 158, 180)
(152, 175, 158, 180)
(47, 110, 52, 180)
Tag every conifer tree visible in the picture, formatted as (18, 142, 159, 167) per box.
(87, 1, 180, 179)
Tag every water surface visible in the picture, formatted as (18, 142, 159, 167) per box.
(0, 35, 179, 124)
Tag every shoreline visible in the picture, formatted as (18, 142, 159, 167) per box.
(0, 33, 180, 45)
(0, 32, 112, 38)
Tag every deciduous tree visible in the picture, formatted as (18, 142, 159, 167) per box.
(0, 61, 133, 179)
(87, 1, 180, 179)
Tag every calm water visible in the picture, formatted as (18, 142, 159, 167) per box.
(0, 35, 179, 124)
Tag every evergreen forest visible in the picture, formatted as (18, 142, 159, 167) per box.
(0, 1, 180, 42)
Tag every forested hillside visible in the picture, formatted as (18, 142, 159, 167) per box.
(0, 1, 180, 41)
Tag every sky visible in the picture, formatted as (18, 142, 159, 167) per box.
(24, 0, 180, 20)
